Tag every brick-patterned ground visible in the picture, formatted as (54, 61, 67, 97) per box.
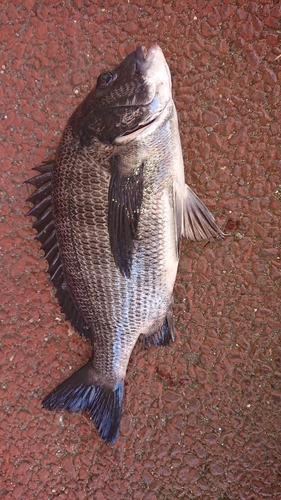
(1, 1, 280, 499)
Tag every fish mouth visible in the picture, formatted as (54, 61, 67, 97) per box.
(114, 109, 163, 145)
(123, 111, 161, 136)
(135, 45, 148, 62)
(135, 45, 165, 71)
(113, 44, 171, 145)
(136, 45, 163, 61)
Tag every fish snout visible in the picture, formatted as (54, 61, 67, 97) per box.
(135, 45, 148, 62)
(135, 45, 163, 70)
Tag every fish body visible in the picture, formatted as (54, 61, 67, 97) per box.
(26, 46, 224, 444)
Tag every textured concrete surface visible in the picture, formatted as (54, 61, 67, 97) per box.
(1, 1, 281, 499)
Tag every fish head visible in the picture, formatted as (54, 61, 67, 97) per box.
(74, 45, 172, 146)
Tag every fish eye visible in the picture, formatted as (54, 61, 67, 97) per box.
(98, 72, 115, 87)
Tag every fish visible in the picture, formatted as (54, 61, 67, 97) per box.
(26, 45, 224, 444)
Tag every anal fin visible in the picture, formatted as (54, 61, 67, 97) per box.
(143, 310, 175, 348)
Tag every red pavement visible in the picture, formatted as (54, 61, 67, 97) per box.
(1, 1, 281, 499)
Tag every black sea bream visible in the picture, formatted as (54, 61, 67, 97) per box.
(26, 45, 224, 444)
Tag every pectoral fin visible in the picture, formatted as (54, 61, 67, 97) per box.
(182, 184, 225, 241)
(108, 156, 144, 278)
(173, 186, 183, 258)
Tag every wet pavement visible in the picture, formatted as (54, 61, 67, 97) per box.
(1, 1, 281, 499)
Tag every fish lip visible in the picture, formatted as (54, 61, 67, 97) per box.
(135, 45, 148, 62)
(135, 45, 162, 63)
(135, 44, 162, 68)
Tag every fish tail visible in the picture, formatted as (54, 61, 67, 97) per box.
(42, 361, 123, 445)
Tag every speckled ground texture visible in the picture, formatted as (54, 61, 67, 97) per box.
(1, 0, 281, 499)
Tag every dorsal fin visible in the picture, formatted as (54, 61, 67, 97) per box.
(25, 161, 91, 340)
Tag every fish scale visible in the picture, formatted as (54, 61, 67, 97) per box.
(26, 45, 224, 444)
(55, 123, 178, 384)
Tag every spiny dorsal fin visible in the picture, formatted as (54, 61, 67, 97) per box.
(25, 161, 91, 340)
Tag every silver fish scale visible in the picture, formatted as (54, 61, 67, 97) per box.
(52, 115, 178, 384)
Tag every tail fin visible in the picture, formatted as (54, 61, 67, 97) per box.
(42, 361, 123, 444)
